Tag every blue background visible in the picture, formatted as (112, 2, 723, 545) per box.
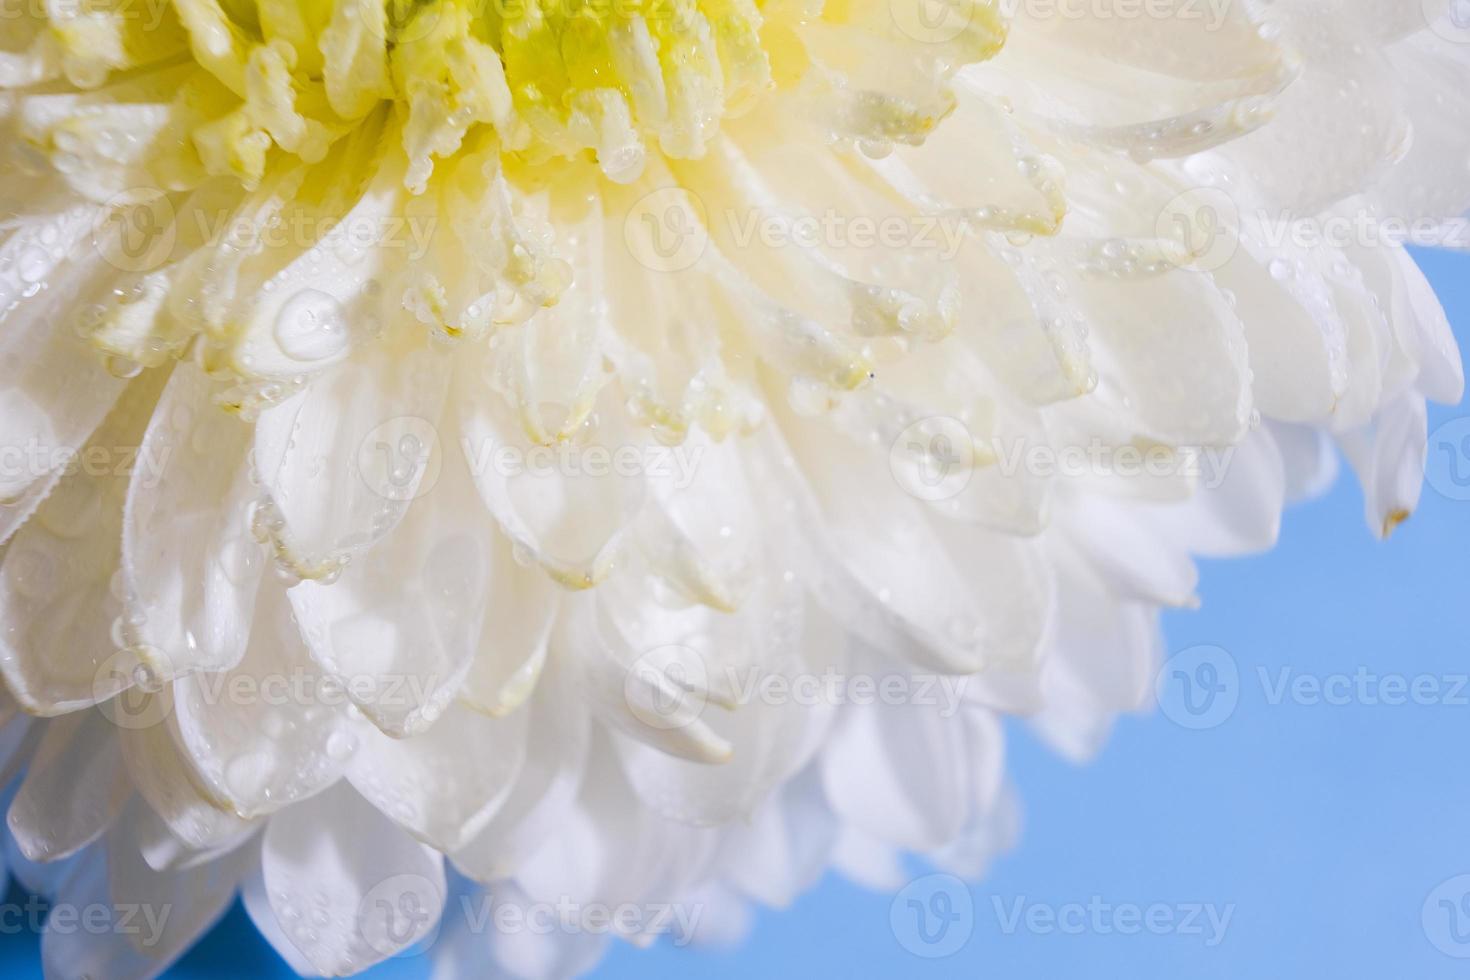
(4, 249, 1468, 977)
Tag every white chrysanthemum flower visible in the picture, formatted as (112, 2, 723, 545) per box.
(0, 0, 1467, 974)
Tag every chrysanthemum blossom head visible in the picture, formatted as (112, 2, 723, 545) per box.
(0, 0, 1467, 976)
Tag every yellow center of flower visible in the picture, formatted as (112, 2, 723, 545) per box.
(7, 0, 1014, 429)
(18, 0, 1008, 193)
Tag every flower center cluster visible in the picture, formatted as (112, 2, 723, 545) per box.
(24, 0, 1011, 196)
(32, 0, 775, 190)
(12, 0, 1014, 425)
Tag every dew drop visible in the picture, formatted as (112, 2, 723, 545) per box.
(274, 290, 350, 362)
(16, 247, 47, 284)
(325, 729, 358, 761)
(225, 751, 273, 800)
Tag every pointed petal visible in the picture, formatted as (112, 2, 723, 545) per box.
(260, 782, 446, 976)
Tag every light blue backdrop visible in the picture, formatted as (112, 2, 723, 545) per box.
(3, 249, 1467, 978)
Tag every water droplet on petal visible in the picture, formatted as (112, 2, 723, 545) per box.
(275, 290, 350, 362)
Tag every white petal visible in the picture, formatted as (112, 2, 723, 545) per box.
(241, 865, 320, 977)
(121, 362, 265, 677)
(457, 379, 643, 591)
(118, 694, 259, 849)
(456, 536, 558, 719)
(0, 207, 124, 544)
(559, 592, 735, 766)
(289, 428, 489, 736)
(450, 659, 589, 883)
(252, 333, 452, 580)
(41, 806, 252, 980)
(169, 583, 354, 818)
(821, 697, 1001, 851)
(720, 770, 836, 909)
(260, 781, 446, 976)
(0, 369, 168, 714)
(1339, 392, 1428, 538)
(7, 708, 131, 862)
(348, 701, 529, 853)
